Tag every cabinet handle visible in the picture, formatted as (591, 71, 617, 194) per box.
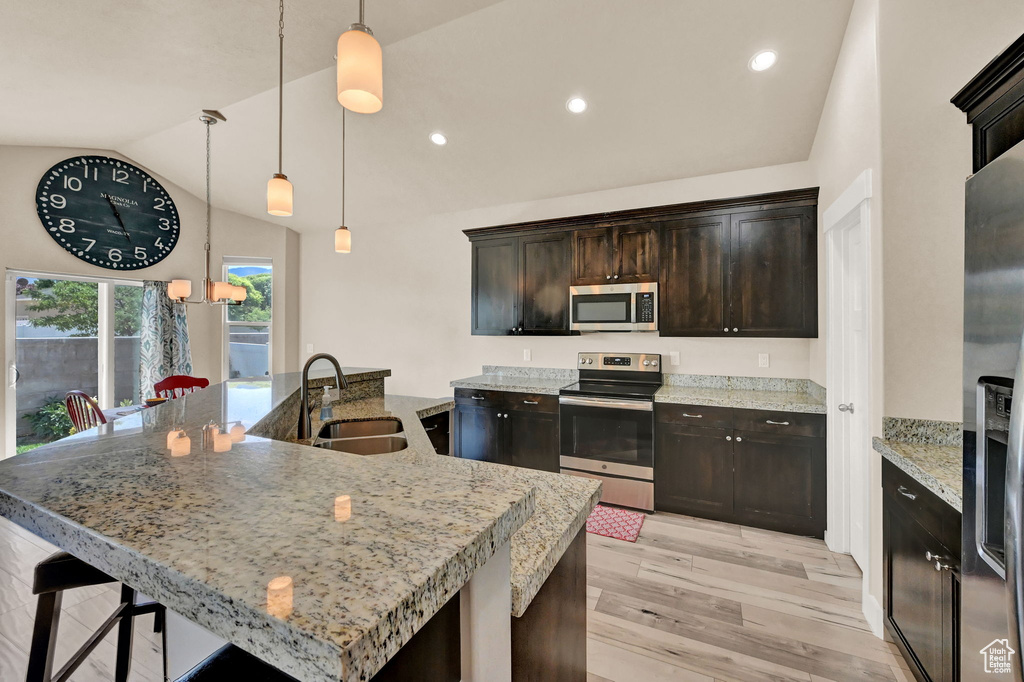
(472, 396, 485, 400)
(726, 435, 732, 441)
(724, 328, 729, 332)
(733, 328, 738, 332)
(681, 413, 703, 419)
(925, 551, 954, 572)
(504, 413, 509, 418)
(765, 420, 790, 426)
(424, 426, 438, 431)
(735, 436, 743, 442)
(523, 400, 539, 405)
(606, 275, 612, 280)
(897, 485, 917, 500)
(613, 274, 619, 279)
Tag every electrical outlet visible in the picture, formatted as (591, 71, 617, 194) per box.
(306, 343, 314, 353)
(758, 353, 770, 368)
(524, 349, 532, 361)
(669, 351, 680, 366)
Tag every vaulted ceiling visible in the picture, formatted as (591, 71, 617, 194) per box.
(2, 0, 853, 231)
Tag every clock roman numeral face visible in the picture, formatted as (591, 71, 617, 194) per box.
(35, 156, 180, 270)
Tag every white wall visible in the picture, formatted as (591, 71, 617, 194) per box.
(807, 0, 885, 627)
(878, 0, 1023, 422)
(0, 145, 301, 453)
(301, 161, 817, 399)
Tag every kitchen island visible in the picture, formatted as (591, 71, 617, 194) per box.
(0, 369, 600, 681)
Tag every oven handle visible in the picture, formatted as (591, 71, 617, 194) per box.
(558, 395, 653, 412)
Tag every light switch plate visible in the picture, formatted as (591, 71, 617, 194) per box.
(669, 351, 680, 366)
(758, 353, 770, 368)
(306, 343, 314, 353)
(524, 349, 532, 361)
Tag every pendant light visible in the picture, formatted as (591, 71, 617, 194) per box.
(170, 111, 247, 306)
(336, 0, 383, 114)
(335, 109, 351, 253)
(267, 0, 293, 216)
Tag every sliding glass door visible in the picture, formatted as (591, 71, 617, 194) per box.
(4, 271, 142, 456)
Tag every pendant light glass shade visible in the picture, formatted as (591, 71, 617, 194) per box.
(168, 279, 192, 301)
(337, 28, 383, 114)
(267, 173, 293, 216)
(335, 226, 352, 253)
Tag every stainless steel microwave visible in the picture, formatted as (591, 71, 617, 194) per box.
(569, 282, 658, 332)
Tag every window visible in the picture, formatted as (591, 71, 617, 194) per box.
(223, 259, 272, 380)
(5, 271, 143, 454)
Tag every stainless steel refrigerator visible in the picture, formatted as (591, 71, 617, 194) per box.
(963, 137, 1024, 680)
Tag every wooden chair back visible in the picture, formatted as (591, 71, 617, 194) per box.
(153, 375, 210, 400)
(64, 391, 107, 432)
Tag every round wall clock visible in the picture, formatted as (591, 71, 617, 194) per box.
(35, 155, 180, 270)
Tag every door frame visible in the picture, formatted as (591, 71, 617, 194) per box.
(824, 169, 876, 622)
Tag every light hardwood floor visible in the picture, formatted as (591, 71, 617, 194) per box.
(586, 511, 914, 682)
(0, 511, 913, 682)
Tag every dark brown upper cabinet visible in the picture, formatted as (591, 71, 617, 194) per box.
(466, 187, 818, 338)
(659, 215, 730, 336)
(728, 206, 817, 337)
(470, 232, 571, 336)
(571, 224, 659, 285)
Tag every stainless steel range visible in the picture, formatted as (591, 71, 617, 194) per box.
(559, 352, 661, 511)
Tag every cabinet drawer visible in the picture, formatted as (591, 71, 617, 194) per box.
(455, 388, 507, 408)
(507, 392, 558, 413)
(882, 460, 961, 557)
(734, 408, 825, 438)
(656, 403, 734, 429)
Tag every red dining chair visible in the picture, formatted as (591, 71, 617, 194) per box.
(154, 375, 210, 400)
(64, 391, 107, 432)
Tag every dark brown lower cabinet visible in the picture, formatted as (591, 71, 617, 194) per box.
(654, 404, 826, 538)
(883, 460, 960, 682)
(654, 423, 734, 521)
(452, 389, 559, 472)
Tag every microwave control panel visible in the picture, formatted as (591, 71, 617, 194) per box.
(636, 292, 656, 324)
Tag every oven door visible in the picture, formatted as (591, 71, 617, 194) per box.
(558, 395, 654, 477)
(570, 290, 635, 332)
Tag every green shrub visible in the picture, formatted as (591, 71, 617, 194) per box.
(26, 396, 76, 442)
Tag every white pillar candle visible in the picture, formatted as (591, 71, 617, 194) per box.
(334, 495, 352, 522)
(267, 576, 293, 618)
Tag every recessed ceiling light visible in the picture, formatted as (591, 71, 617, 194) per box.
(566, 97, 588, 114)
(749, 50, 778, 72)
(429, 132, 448, 146)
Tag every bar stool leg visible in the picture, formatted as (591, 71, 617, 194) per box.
(114, 584, 136, 682)
(26, 591, 63, 682)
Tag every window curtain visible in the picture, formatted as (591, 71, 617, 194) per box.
(139, 281, 193, 400)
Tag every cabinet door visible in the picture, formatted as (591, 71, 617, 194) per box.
(507, 409, 560, 472)
(658, 215, 729, 336)
(572, 227, 613, 285)
(729, 206, 817, 337)
(654, 423, 734, 520)
(471, 238, 518, 335)
(453, 405, 508, 464)
(520, 233, 571, 334)
(612, 224, 659, 283)
(732, 431, 825, 537)
(885, 494, 957, 682)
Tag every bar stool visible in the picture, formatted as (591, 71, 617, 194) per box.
(26, 551, 163, 682)
(176, 644, 297, 681)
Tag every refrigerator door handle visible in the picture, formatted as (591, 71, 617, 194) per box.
(1005, 333, 1024, 680)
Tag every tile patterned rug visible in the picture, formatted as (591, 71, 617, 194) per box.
(585, 504, 646, 542)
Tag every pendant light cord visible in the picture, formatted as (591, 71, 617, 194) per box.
(359, 0, 365, 25)
(341, 108, 346, 225)
(205, 119, 212, 250)
(277, 0, 285, 175)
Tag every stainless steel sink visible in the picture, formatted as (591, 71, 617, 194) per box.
(312, 418, 408, 455)
(314, 436, 408, 455)
(318, 418, 403, 439)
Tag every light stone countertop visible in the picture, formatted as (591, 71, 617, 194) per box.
(654, 385, 827, 413)
(874, 437, 963, 513)
(0, 371, 556, 682)
(450, 374, 576, 395)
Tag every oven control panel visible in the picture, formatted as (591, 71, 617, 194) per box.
(577, 352, 662, 371)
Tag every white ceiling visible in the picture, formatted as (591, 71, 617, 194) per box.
(4, 0, 853, 233)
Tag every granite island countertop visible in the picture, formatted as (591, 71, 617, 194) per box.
(873, 418, 963, 512)
(0, 371, 560, 682)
